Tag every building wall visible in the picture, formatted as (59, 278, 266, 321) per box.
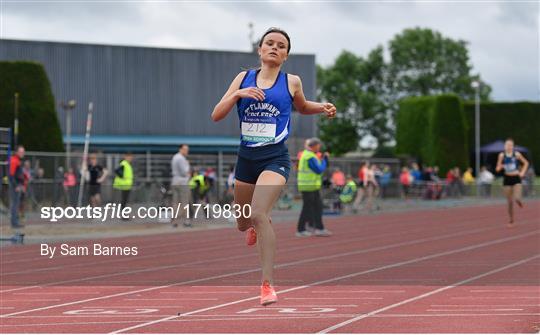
(0, 39, 317, 139)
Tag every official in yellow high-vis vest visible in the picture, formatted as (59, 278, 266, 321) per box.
(189, 173, 212, 204)
(113, 153, 134, 211)
(296, 138, 332, 237)
(339, 176, 358, 204)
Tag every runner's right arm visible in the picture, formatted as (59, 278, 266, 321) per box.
(211, 71, 265, 122)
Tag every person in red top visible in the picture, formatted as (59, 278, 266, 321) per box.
(9, 145, 25, 228)
(400, 166, 412, 200)
(353, 161, 369, 211)
(63, 167, 77, 206)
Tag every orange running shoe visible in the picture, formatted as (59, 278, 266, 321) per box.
(260, 281, 277, 306)
(246, 226, 257, 246)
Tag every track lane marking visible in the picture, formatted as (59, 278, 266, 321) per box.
(108, 230, 539, 333)
(318, 254, 540, 333)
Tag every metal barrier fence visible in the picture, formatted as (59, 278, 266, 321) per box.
(1, 150, 538, 214)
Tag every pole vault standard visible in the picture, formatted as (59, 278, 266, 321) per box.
(77, 102, 93, 207)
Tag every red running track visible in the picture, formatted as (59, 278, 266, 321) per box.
(0, 201, 539, 333)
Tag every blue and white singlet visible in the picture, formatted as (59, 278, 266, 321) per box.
(236, 69, 293, 159)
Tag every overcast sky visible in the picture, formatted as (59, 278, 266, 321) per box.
(1, 1, 538, 101)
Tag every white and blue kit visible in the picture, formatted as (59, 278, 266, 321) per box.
(502, 151, 521, 186)
(234, 69, 292, 183)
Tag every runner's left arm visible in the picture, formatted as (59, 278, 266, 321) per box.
(289, 75, 336, 118)
(516, 152, 529, 178)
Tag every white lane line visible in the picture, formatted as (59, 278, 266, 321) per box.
(1, 213, 414, 274)
(80, 305, 186, 310)
(1, 224, 510, 317)
(124, 298, 218, 301)
(13, 292, 101, 295)
(0, 299, 61, 302)
(108, 230, 539, 334)
(470, 289, 540, 293)
(318, 254, 540, 333)
(312, 290, 405, 293)
(451, 297, 539, 300)
(158, 291, 249, 294)
(3, 313, 540, 327)
(431, 304, 540, 307)
(427, 308, 524, 312)
(0, 216, 504, 293)
(285, 297, 382, 300)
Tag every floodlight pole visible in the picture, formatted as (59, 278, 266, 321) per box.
(472, 81, 481, 196)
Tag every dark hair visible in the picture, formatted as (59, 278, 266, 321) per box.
(258, 27, 291, 54)
(505, 137, 514, 143)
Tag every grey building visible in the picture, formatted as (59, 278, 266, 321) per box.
(0, 39, 317, 153)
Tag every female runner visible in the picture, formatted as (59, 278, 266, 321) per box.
(495, 138, 529, 227)
(211, 28, 336, 305)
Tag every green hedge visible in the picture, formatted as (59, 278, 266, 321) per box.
(0, 61, 64, 152)
(463, 102, 540, 169)
(396, 95, 468, 174)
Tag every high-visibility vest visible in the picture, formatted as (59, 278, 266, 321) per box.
(339, 180, 357, 204)
(113, 160, 133, 190)
(297, 149, 322, 192)
(189, 174, 209, 194)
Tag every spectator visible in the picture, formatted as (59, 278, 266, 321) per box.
(454, 167, 465, 197)
(113, 152, 134, 218)
(297, 137, 331, 237)
(189, 171, 213, 205)
(353, 161, 368, 210)
(171, 144, 191, 227)
(463, 167, 475, 195)
(478, 166, 494, 197)
(331, 167, 346, 192)
(339, 175, 357, 212)
(445, 168, 456, 197)
(523, 165, 535, 197)
(365, 164, 380, 212)
(410, 163, 422, 184)
(19, 160, 32, 218)
(86, 153, 108, 207)
(225, 165, 235, 199)
(63, 167, 77, 206)
(379, 165, 392, 198)
(400, 167, 412, 200)
(9, 145, 25, 228)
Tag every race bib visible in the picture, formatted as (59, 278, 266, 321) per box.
(241, 117, 276, 143)
(504, 162, 517, 171)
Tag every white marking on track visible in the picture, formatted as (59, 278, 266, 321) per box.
(0, 220, 506, 293)
(64, 308, 158, 315)
(451, 296, 539, 300)
(158, 291, 249, 294)
(108, 231, 540, 334)
(469, 289, 540, 293)
(431, 304, 540, 307)
(312, 290, 405, 293)
(1, 299, 60, 302)
(124, 298, 218, 301)
(13, 292, 100, 295)
(3, 313, 540, 328)
(427, 308, 524, 312)
(285, 297, 382, 300)
(318, 254, 540, 333)
(237, 307, 337, 314)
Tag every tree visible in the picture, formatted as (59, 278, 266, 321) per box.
(388, 27, 491, 101)
(317, 48, 392, 153)
(0, 61, 64, 152)
(317, 27, 492, 155)
(318, 117, 359, 156)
